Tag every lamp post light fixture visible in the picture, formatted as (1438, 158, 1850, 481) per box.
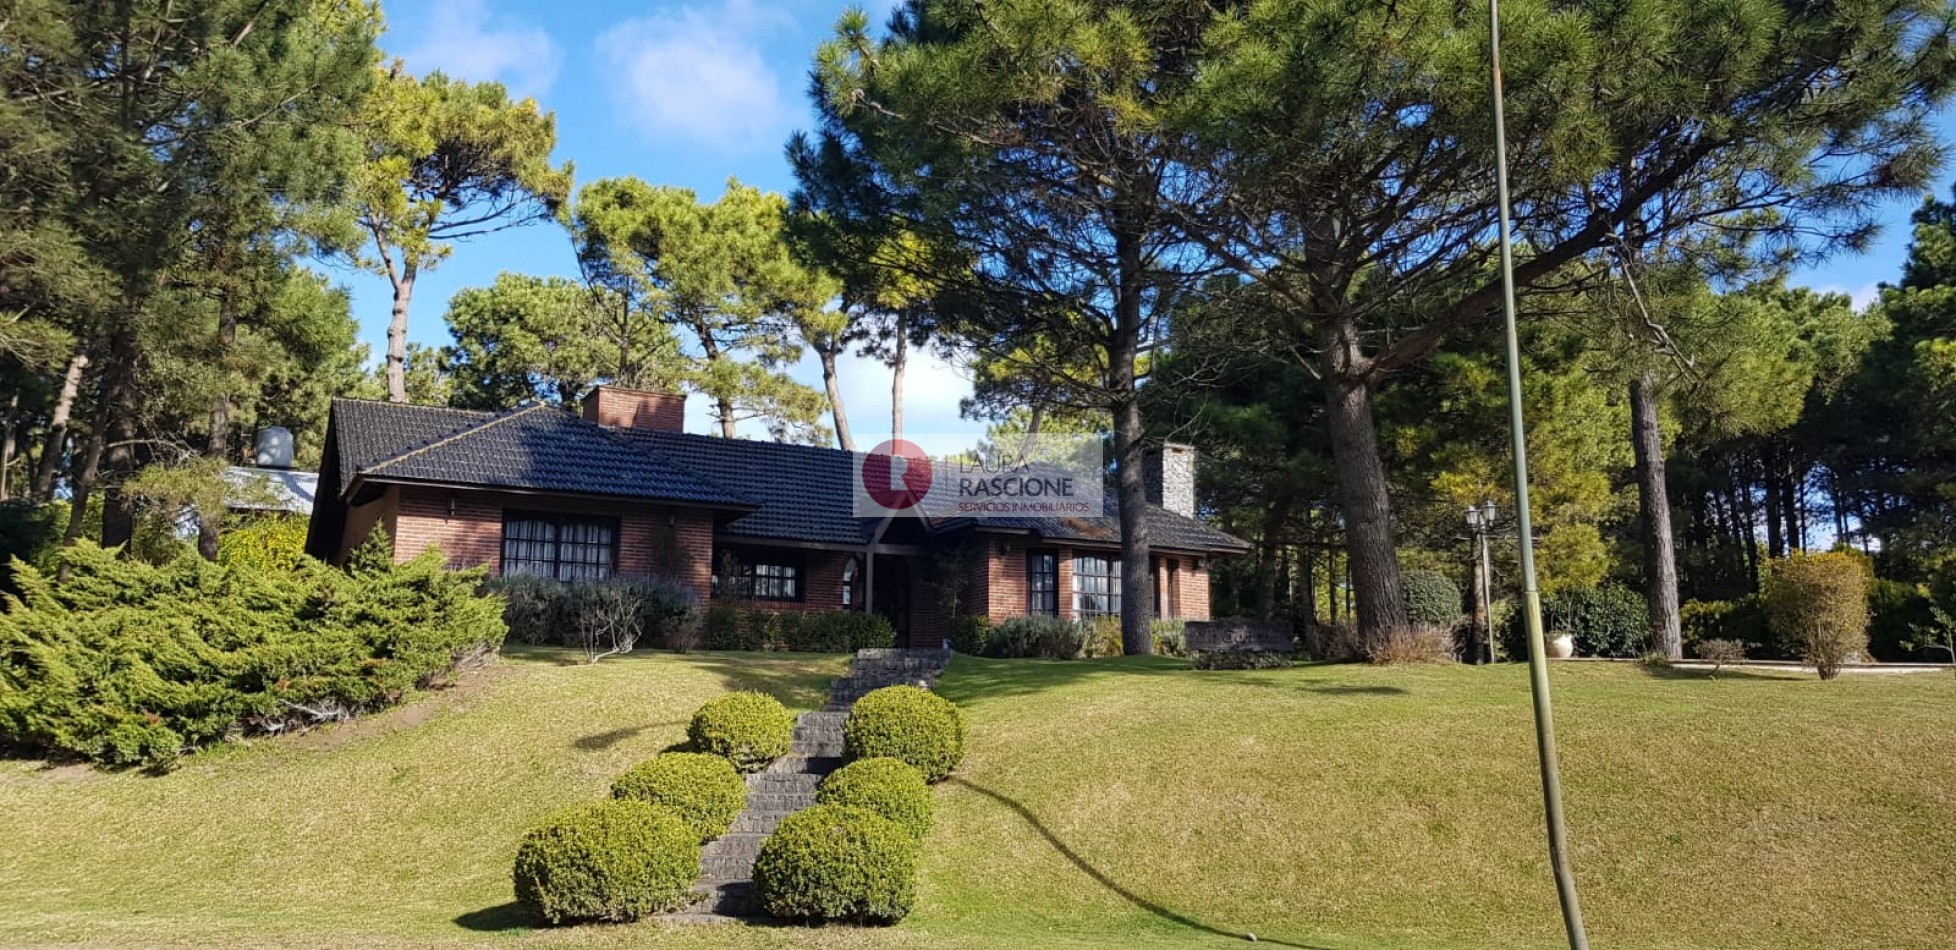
(1489, 1, 1590, 946)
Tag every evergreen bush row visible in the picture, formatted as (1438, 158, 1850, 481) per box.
(701, 606, 896, 653)
(0, 541, 505, 767)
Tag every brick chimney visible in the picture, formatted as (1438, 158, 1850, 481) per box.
(1143, 443, 1197, 517)
(582, 386, 686, 432)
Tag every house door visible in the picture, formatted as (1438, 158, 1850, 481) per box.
(872, 555, 911, 641)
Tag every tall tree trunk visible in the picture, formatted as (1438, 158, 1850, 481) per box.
(818, 345, 854, 451)
(91, 318, 143, 550)
(890, 316, 907, 442)
(62, 421, 106, 546)
(385, 260, 418, 404)
(0, 389, 18, 501)
(33, 350, 89, 501)
(1762, 448, 1785, 559)
(1630, 373, 1682, 659)
(199, 295, 238, 561)
(1319, 315, 1407, 643)
(1254, 488, 1293, 620)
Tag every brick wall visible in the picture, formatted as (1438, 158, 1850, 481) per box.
(582, 386, 685, 432)
(1180, 560, 1212, 620)
(387, 487, 717, 605)
(394, 490, 503, 570)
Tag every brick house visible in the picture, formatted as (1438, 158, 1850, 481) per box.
(304, 387, 1249, 648)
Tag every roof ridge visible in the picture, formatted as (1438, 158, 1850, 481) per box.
(362, 402, 553, 477)
(331, 395, 493, 415)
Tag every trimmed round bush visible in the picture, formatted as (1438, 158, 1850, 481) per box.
(752, 804, 918, 924)
(611, 752, 746, 842)
(816, 757, 933, 839)
(1404, 570, 1464, 628)
(688, 691, 794, 773)
(843, 685, 965, 783)
(511, 799, 699, 925)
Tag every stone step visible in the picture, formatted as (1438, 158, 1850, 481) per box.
(768, 753, 844, 774)
(793, 723, 843, 739)
(744, 790, 818, 812)
(747, 772, 821, 793)
(797, 711, 847, 727)
(703, 832, 768, 859)
(682, 879, 759, 918)
(702, 853, 759, 880)
(790, 740, 845, 758)
(730, 809, 797, 834)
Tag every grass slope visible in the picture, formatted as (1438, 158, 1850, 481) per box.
(2, 652, 1952, 949)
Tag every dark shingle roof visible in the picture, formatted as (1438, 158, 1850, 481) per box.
(333, 400, 746, 507)
(330, 399, 492, 487)
(325, 398, 1245, 553)
(615, 429, 872, 544)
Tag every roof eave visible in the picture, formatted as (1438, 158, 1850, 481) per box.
(345, 473, 760, 514)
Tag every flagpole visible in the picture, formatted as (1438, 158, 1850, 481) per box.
(1487, 2, 1590, 947)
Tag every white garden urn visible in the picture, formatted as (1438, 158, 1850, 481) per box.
(1547, 632, 1576, 659)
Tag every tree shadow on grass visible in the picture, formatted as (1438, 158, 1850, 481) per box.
(573, 720, 685, 752)
(1637, 664, 1805, 683)
(953, 778, 1337, 949)
(455, 901, 537, 933)
(1297, 682, 1409, 696)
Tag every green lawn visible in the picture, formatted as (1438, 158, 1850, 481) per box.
(3, 651, 1953, 949)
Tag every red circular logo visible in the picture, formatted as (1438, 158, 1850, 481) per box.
(863, 439, 933, 510)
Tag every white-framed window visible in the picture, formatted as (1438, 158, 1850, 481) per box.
(1026, 550, 1059, 615)
(715, 556, 802, 602)
(1073, 554, 1121, 618)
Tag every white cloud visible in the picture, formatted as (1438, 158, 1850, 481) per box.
(394, 0, 562, 98)
(596, 1, 798, 152)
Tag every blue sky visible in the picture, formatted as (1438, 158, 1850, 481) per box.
(327, 0, 1949, 438)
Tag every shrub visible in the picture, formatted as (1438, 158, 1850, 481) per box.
(1763, 551, 1871, 680)
(988, 614, 1088, 659)
(752, 804, 918, 924)
(1694, 638, 1748, 677)
(1301, 621, 1364, 661)
(817, 757, 933, 839)
(1869, 579, 1936, 661)
(0, 500, 63, 598)
(702, 604, 746, 650)
(215, 515, 310, 573)
(484, 575, 701, 654)
(1083, 615, 1124, 657)
(0, 542, 504, 767)
(1500, 584, 1648, 659)
(511, 799, 699, 924)
(785, 611, 896, 653)
(1368, 624, 1454, 664)
(1150, 618, 1187, 657)
(611, 752, 747, 842)
(949, 615, 994, 655)
(1403, 570, 1464, 628)
(1191, 650, 1294, 670)
(844, 686, 966, 783)
(688, 691, 794, 772)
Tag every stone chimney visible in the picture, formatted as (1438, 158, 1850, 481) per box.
(1143, 443, 1196, 517)
(582, 386, 686, 432)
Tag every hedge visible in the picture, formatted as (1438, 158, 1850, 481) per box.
(0, 541, 505, 767)
(487, 574, 701, 652)
(702, 606, 895, 652)
(611, 752, 747, 842)
(1404, 570, 1464, 628)
(512, 799, 699, 924)
(752, 804, 918, 924)
(844, 686, 965, 783)
(1500, 583, 1648, 659)
(816, 757, 933, 839)
(688, 691, 794, 773)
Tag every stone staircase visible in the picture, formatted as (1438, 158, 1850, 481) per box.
(673, 647, 951, 921)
